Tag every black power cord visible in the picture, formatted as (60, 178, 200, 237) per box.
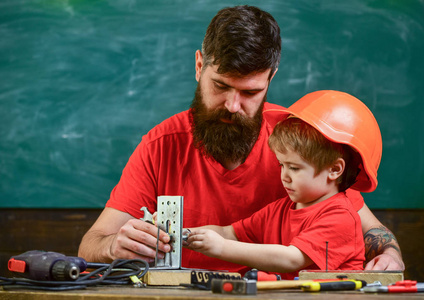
(0, 258, 149, 291)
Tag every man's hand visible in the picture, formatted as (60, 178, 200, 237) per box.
(186, 228, 225, 258)
(365, 252, 405, 271)
(109, 219, 171, 262)
(78, 207, 171, 263)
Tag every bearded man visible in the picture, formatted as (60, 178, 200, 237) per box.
(79, 5, 404, 273)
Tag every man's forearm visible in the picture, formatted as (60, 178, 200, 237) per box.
(364, 225, 402, 263)
(78, 230, 115, 263)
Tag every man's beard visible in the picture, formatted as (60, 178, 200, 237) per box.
(189, 83, 265, 166)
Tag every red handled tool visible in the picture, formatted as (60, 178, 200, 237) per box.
(363, 280, 424, 293)
(244, 269, 281, 281)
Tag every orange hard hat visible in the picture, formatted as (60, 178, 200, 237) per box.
(281, 90, 382, 192)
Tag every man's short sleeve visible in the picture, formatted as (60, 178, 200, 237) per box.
(345, 189, 364, 211)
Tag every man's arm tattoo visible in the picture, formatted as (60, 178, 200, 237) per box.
(364, 225, 401, 263)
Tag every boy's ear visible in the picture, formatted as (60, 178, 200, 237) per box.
(328, 158, 345, 181)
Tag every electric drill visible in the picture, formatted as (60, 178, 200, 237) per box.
(8, 250, 87, 281)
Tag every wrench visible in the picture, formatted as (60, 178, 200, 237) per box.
(140, 207, 154, 224)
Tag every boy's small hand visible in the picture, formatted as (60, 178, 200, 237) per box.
(186, 228, 224, 258)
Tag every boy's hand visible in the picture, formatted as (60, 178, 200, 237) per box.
(186, 228, 225, 258)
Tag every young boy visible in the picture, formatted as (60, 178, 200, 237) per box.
(185, 90, 383, 279)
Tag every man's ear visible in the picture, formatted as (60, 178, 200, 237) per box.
(328, 158, 345, 181)
(269, 68, 278, 82)
(195, 50, 203, 82)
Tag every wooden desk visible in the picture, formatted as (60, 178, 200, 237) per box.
(1, 286, 424, 300)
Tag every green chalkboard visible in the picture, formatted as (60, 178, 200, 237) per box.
(1, 0, 423, 209)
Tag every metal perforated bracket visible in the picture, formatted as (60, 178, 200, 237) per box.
(154, 195, 184, 269)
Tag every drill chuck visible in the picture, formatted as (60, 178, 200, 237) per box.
(51, 260, 80, 281)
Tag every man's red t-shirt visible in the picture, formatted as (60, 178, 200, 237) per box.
(106, 102, 364, 273)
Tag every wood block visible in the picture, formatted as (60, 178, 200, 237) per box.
(142, 269, 192, 286)
(298, 270, 404, 286)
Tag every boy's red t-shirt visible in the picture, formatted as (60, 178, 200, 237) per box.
(233, 192, 365, 279)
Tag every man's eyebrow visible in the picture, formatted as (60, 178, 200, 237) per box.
(212, 78, 266, 92)
(212, 78, 231, 87)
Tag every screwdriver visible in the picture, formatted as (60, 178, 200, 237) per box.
(302, 279, 366, 291)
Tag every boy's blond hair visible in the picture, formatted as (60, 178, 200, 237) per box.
(268, 117, 361, 192)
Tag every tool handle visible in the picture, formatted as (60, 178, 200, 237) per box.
(244, 269, 281, 281)
(302, 280, 365, 292)
(257, 280, 312, 290)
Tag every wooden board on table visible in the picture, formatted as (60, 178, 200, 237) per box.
(298, 270, 404, 286)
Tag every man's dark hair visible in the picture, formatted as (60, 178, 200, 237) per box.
(202, 5, 281, 78)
